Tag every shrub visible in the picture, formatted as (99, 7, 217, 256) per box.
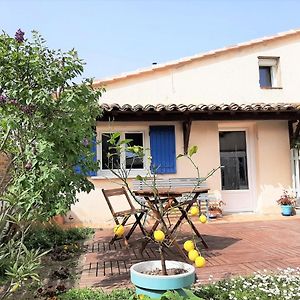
(59, 288, 134, 300)
(24, 225, 94, 250)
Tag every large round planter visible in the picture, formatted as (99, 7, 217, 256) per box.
(281, 205, 293, 216)
(130, 260, 195, 298)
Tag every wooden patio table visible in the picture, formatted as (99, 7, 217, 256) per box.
(133, 187, 209, 260)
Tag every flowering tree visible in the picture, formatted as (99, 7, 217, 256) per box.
(0, 29, 102, 297)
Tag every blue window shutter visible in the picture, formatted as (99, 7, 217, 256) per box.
(87, 134, 97, 176)
(75, 134, 97, 176)
(150, 126, 176, 174)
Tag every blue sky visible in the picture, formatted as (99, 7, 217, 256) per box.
(1, 0, 300, 81)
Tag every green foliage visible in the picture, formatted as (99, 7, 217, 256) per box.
(24, 225, 94, 250)
(193, 268, 300, 300)
(0, 29, 103, 221)
(59, 288, 134, 300)
(0, 29, 102, 299)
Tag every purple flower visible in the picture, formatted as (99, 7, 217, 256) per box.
(82, 138, 89, 147)
(0, 94, 7, 104)
(15, 29, 25, 43)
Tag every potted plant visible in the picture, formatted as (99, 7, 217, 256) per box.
(276, 190, 296, 216)
(208, 200, 225, 219)
(104, 136, 218, 298)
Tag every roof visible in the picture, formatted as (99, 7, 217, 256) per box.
(99, 102, 300, 122)
(101, 102, 300, 113)
(94, 28, 300, 85)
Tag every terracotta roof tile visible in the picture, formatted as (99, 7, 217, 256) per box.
(100, 103, 300, 113)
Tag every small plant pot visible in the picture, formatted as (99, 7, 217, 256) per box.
(281, 205, 293, 216)
(130, 260, 195, 298)
(52, 215, 65, 225)
(208, 210, 219, 219)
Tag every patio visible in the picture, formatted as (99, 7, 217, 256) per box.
(79, 217, 300, 290)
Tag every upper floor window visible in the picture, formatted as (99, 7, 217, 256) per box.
(258, 57, 280, 88)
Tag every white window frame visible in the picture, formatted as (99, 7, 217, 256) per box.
(95, 127, 150, 178)
(258, 56, 280, 88)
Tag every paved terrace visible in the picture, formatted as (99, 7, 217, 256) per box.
(79, 217, 300, 290)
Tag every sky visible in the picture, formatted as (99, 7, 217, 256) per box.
(1, 0, 300, 81)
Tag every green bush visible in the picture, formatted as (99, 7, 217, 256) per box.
(24, 225, 94, 250)
(59, 288, 134, 300)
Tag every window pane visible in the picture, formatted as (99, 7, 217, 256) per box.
(219, 131, 249, 190)
(125, 133, 144, 169)
(101, 133, 120, 169)
(259, 66, 272, 87)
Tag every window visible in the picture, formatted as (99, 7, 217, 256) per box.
(101, 132, 144, 170)
(258, 57, 280, 88)
(99, 125, 177, 176)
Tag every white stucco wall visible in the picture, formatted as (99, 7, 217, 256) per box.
(99, 35, 300, 105)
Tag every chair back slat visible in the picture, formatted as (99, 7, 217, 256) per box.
(102, 187, 136, 218)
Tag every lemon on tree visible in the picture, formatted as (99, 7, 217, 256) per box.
(114, 224, 125, 237)
(183, 240, 195, 252)
(199, 214, 207, 223)
(154, 230, 165, 242)
(188, 249, 199, 261)
(195, 256, 206, 268)
(190, 206, 199, 216)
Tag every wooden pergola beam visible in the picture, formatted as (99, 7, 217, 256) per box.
(182, 120, 192, 155)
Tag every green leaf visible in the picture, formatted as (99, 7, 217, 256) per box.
(188, 145, 198, 157)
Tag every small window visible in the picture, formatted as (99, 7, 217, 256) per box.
(258, 57, 280, 88)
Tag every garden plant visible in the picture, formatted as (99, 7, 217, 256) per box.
(0, 29, 102, 299)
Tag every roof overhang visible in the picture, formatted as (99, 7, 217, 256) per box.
(98, 103, 300, 122)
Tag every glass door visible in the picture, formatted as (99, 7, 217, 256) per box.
(219, 129, 254, 212)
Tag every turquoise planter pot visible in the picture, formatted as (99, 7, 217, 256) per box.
(130, 260, 195, 299)
(281, 205, 293, 216)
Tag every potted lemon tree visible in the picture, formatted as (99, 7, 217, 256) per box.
(104, 135, 217, 298)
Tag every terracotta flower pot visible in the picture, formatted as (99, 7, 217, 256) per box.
(52, 215, 65, 225)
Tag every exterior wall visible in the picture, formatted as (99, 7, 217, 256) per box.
(99, 36, 300, 105)
(255, 121, 292, 213)
(68, 120, 292, 227)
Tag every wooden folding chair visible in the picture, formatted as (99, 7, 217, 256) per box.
(102, 187, 148, 245)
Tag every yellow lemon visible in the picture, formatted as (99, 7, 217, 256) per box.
(183, 240, 195, 252)
(199, 214, 207, 223)
(195, 256, 206, 268)
(188, 249, 199, 261)
(154, 230, 165, 242)
(190, 206, 199, 216)
(114, 224, 125, 237)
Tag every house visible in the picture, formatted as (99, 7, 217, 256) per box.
(68, 29, 300, 227)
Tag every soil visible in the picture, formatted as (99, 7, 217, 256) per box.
(142, 268, 188, 276)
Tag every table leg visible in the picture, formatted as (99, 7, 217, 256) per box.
(171, 199, 209, 249)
